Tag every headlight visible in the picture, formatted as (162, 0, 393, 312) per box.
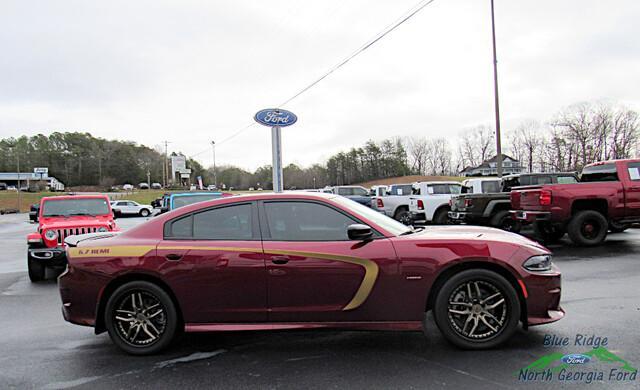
(523, 255, 553, 272)
(97, 227, 108, 232)
(44, 230, 58, 240)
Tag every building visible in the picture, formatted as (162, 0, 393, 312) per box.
(0, 173, 65, 191)
(460, 154, 522, 177)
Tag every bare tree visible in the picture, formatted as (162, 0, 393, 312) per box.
(406, 137, 429, 174)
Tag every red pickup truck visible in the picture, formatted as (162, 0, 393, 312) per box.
(511, 159, 640, 246)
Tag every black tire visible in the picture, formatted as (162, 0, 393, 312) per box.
(567, 210, 608, 246)
(533, 222, 565, 243)
(139, 209, 150, 217)
(394, 208, 412, 226)
(27, 257, 45, 282)
(490, 210, 522, 233)
(105, 281, 178, 355)
(432, 208, 450, 225)
(609, 221, 628, 233)
(432, 269, 520, 350)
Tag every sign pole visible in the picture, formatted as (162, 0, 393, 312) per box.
(271, 126, 283, 192)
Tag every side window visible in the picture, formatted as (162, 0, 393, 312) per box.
(581, 163, 619, 182)
(353, 188, 368, 196)
(264, 201, 357, 241)
(628, 162, 640, 181)
(116, 201, 127, 206)
(557, 176, 577, 184)
(481, 181, 500, 193)
(193, 204, 253, 240)
(337, 188, 351, 196)
(168, 215, 192, 238)
(534, 176, 552, 185)
(429, 184, 449, 194)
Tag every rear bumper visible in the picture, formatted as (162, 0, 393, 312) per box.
(511, 210, 551, 223)
(28, 247, 67, 267)
(410, 212, 426, 224)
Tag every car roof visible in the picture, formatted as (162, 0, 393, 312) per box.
(41, 194, 109, 201)
(170, 192, 224, 197)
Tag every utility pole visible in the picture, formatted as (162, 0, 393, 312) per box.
(491, 0, 503, 177)
(163, 141, 170, 188)
(16, 149, 21, 211)
(211, 141, 217, 189)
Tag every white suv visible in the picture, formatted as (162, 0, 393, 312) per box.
(110, 200, 153, 217)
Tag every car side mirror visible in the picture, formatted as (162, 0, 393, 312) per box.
(347, 224, 373, 241)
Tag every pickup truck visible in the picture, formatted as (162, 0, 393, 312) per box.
(449, 173, 578, 232)
(409, 181, 463, 224)
(371, 183, 415, 224)
(511, 159, 640, 246)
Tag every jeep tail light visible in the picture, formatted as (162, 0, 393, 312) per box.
(539, 190, 552, 206)
(464, 199, 473, 207)
(376, 198, 384, 208)
(417, 199, 424, 210)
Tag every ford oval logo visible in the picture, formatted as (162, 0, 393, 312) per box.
(254, 108, 297, 127)
(561, 354, 591, 365)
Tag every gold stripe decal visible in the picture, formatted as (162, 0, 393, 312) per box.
(265, 249, 379, 311)
(68, 246, 155, 258)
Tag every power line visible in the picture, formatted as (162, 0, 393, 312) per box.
(279, 0, 438, 107)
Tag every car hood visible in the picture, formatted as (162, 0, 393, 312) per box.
(407, 225, 547, 250)
(39, 215, 113, 230)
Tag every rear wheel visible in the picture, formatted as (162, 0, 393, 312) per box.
(433, 269, 520, 349)
(490, 210, 521, 233)
(567, 210, 608, 246)
(105, 281, 178, 355)
(27, 257, 45, 282)
(139, 209, 150, 217)
(394, 208, 412, 225)
(432, 208, 450, 225)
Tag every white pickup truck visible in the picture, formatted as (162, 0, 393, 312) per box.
(370, 183, 415, 224)
(408, 181, 463, 224)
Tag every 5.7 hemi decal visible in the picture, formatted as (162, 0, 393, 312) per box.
(68, 246, 155, 259)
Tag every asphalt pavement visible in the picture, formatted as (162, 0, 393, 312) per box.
(1, 213, 638, 389)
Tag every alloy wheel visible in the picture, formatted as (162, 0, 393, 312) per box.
(447, 280, 508, 340)
(113, 290, 167, 347)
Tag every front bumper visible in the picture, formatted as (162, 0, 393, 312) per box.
(28, 247, 67, 267)
(524, 264, 564, 326)
(511, 210, 551, 223)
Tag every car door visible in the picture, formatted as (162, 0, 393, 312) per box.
(625, 162, 640, 217)
(158, 202, 267, 323)
(259, 200, 399, 322)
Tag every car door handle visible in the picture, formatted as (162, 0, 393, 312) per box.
(271, 256, 290, 265)
(165, 253, 183, 261)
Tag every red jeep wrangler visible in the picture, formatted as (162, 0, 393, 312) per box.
(511, 159, 640, 246)
(27, 194, 118, 281)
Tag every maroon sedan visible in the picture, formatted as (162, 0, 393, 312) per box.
(59, 192, 563, 355)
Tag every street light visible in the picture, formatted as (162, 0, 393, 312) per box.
(211, 141, 217, 189)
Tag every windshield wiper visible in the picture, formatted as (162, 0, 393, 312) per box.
(43, 213, 69, 217)
(68, 212, 96, 217)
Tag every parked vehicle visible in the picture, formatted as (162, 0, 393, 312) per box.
(206, 185, 217, 191)
(29, 203, 40, 223)
(110, 200, 153, 217)
(511, 159, 640, 246)
(371, 183, 415, 224)
(369, 185, 388, 197)
(331, 185, 372, 206)
(0, 182, 7, 190)
(60, 192, 563, 355)
(159, 192, 233, 214)
(122, 184, 134, 191)
(151, 182, 162, 190)
(408, 182, 463, 224)
(26, 195, 118, 282)
(450, 173, 578, 232)
(139, 183, 150, 190)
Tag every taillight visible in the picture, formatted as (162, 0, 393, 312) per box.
(417, 199, 424, 210)
(464, 199, 473, 207)
(539, 190, 552, 206)
(376, 198, 384, 208)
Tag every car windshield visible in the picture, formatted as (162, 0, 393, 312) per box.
(172, 194, 223, 209)
(42, 198, 110, 217)
(331, 196, 412, 236)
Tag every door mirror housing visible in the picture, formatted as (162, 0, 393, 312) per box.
(347, 224, 373, 241)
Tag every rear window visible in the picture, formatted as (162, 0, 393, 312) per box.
(581, 164, 619, 182)
(557, 175, 578, 184)
(627, 162, 640, 181)
(481, 181, 500, 193)
(389, 185, 413, 196)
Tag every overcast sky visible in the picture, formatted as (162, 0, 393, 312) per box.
(1, 0, 638, 170)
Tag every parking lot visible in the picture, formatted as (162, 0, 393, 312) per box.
(1, 213, 639, 389)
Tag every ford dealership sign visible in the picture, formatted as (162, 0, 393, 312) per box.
(254, 108, 297, 127)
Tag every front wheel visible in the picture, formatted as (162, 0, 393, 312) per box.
(105, 281, 178, 355)
(28, 257, 45, 282)
(433, 269, 520, 349)
(567, 210, 608, 246)
(139, 209, 150, 217)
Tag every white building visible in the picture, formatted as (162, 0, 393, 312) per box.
(460, 154, 522, 177)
